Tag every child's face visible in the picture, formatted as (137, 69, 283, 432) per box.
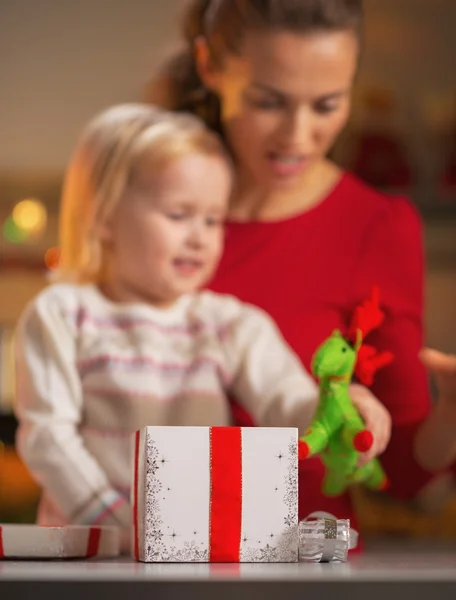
(104, 152, 231, 306)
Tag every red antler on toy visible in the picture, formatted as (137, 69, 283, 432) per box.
(347, 286, 395, 386)
(347, 285, 384, 345)
(354, 344, 394, 386)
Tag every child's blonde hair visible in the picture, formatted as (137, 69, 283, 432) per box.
(55, 103, 230, 283)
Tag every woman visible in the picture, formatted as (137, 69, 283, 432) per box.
(149, 0, 456, 532)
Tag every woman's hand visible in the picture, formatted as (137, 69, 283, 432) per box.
(349, 383, 392, 466)
(420, 348, 456, 407)
(413, 348, 456, 472)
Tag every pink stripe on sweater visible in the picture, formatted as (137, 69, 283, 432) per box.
(64, 308, 231, 338)
(77, 353, 232, 385)
(91, 495, 127, 525)
(84, 386, 226, 403)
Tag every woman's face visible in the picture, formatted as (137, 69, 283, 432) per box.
(198, 29, 358, 190)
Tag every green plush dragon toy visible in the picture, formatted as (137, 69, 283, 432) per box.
(298, 287, 394, 496)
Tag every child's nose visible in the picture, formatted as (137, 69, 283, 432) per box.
(188, 219, 207, 247)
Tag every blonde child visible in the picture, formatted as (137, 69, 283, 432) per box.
(14, 104, 320, 552)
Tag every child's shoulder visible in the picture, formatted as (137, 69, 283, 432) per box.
(195, 290, 273, 327)
(29, 283, 89, 308)
(20, 283, 97, 322)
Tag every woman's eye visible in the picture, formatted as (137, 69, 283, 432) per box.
(249, 96, 285, 110)
(315, 102, 339, 114)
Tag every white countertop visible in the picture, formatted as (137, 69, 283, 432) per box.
(0, 539, 455, 581)
(1, 539, 456, 600)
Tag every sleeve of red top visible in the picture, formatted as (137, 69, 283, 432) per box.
(350, 196, 439, 499)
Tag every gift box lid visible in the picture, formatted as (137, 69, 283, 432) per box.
(0, 524, 121, 559)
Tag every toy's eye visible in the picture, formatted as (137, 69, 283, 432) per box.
(341, 347, 347, 353)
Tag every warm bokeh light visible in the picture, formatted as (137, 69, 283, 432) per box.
(44, 246, 60, 270)
(12, 198, 47, 234)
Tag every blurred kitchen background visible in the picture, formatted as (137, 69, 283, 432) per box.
(1, 0, 456, 536)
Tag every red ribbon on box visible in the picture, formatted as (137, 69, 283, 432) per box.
(86, 527, 101, 557)
(134, 427, 243, 562)
(209, 427, 242, 562)
(133, 430, 140, 561)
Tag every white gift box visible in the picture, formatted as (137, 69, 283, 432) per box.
(0, 524, 120, 559)
(132, 426, 298, 563)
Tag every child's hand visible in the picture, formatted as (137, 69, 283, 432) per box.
(349, 383, 392, 466)
(420, 348, 456, 406)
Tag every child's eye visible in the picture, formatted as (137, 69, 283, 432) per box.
(206, 217, 223, 227)
(168, 213, 186, 221)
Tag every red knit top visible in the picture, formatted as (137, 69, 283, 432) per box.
(209, 172, 436, 534)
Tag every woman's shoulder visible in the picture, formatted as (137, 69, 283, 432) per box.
(337, 173, 424, 268)
(339, 172, 421, 228)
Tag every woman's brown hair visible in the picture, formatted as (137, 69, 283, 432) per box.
(148, 0, 363, 135)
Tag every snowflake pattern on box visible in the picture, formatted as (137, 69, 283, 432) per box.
(241, 436, 298, 563)
(144, 431, 297, 562)
(144, 435, 209, 562)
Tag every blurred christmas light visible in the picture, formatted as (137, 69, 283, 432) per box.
(2, 216, 28, 244)
(44, 246, 60, 270)
(12, 198, 47, 235)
